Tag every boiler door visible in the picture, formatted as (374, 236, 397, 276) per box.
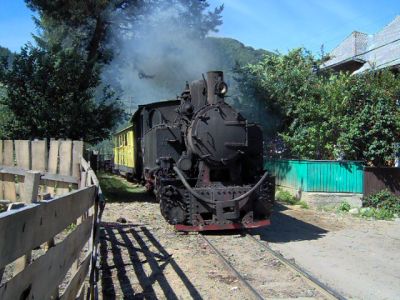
(187, 103, 247, 166)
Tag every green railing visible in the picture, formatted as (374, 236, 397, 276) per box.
(264, 160, 364, 193)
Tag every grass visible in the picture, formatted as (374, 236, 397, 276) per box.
(337, 201, 351, 212)
(359, 207, 394, 220)
(276, 189, 298, 205)
(298, 201, 309, 209)
(66, 222, 77, 233)
(275, 188, 309, 209)
(98, 172, 154, 203)
(335, 200, 395, 221)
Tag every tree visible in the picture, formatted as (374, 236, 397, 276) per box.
(0, 46, 14, 66)
(0, 45, 123, 142)
(0, 0, 223, 142)
(334, 71, 400, 166)
(26, 0, 223, 91)
(236, 48, 400, 166)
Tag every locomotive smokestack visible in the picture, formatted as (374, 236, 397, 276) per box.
(206, 71, 228, 105)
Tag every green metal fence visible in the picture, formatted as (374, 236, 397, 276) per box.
(264, 160, 364, 193)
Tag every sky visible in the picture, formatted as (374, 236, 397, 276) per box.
(0, 0, 399, 54)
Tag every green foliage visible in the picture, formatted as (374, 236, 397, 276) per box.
(0, 45, 123, 142)
(0, 46, 14, 67)
(363, 189, 400, 215)
(335, 191, 399, 220)
(298, 201, 309, 209)
(276, 189, 298, 205)
(337, 201, 351, 212)
(98, 172, 152, 202)
(236, 48, 400, 165)
(359, 207, 394, 220)
(0, 1, 224, 142)
(66, 222, 77, 232)
(205, 37, 271, 70)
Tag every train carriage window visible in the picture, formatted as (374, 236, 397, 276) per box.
(148, 109, 163, 128)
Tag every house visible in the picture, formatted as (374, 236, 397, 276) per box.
(322, 16, 400, 74)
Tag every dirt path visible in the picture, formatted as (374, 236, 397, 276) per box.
(100, 201, 251, 300)
(202, 233, 324, 299)
(251, 205, 400, 300)
(98, 174, 400, 299)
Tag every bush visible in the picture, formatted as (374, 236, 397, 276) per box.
(363, 189, 400, 215)
(276, 190, 298, 205)
(359, 207, 394, 220)
(298, 201, 309, 209)
(337, 201, 351, 212)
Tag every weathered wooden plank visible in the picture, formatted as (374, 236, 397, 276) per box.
(0, 165, 79, 184)
(88, 169, 99, 186)
(15, 140, 30, 169)
(47, 139, 60, 196)
(76, 284, 87, 300)
(0, 185, 96, 269)
(31, 140, 47, 171)
(15, 140, 31, 199)
(72, 141, 84, 179)
(14, 171, 40, 274)
(42, 172, 78, 184)
(3, 140, 16, 201)
(60, 252, 91, 300)
(0, 216, 93, 300)
(21, 171, 40, 203)
(31, 140, 47, 195)
(80, 171, 87, 189)
(0, 140, 4, 200)
(80, 157, 91, 172)
(57, 140, 72, 195)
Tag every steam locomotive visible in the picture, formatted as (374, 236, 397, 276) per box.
(113, 71, 275, 231)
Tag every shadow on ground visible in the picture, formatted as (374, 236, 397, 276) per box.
(100, 222, 202, 300)
(249, 203, 328, 243)
(98, 173, 156, 203)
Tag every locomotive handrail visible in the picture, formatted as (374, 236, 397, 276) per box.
(173, 166, 270, 205)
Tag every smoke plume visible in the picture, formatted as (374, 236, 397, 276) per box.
(102, 4, 220, 111)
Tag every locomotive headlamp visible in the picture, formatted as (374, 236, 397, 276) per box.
(216, 81, 228, 96)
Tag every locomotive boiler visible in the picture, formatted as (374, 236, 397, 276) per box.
(114, 71, 275, 231)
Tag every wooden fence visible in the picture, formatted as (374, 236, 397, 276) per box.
(0, 139, 103, 300)
(363, 167, 400, 197)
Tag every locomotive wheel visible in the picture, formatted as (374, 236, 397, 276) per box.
(159, 185, 187, 225)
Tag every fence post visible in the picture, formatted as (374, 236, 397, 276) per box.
(14, 171, 40, 274)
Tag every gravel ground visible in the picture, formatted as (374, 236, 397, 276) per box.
(100, 203, 251, 300)
(99, 175, 323, 300)
(251, 205, 400, 300)
(98, 175, 400, 299)
(202, 233, 323, 299)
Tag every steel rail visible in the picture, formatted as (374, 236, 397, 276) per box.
(200, 234, 265, 300)
(245, 232, 347, 300)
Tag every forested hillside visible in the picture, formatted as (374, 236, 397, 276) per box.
(205, 37, 271, 72)
(0, 46, 14, 67)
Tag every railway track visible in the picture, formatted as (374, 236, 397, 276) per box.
(199, 231, 347, 300)
(200, 234, 265, 300)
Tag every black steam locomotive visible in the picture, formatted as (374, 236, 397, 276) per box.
(123, 71, 274, 231)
